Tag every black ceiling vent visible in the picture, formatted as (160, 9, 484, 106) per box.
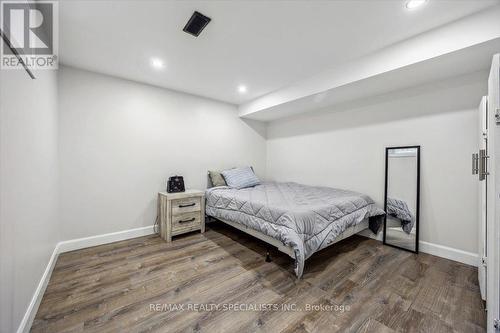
(183, 11, 211, 37)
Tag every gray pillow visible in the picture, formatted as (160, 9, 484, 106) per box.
(221, 166, 260, 189)
(208, 170, 227, 187)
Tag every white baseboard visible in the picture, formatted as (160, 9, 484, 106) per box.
(16, 244, 60, 333)
(57, 225, 156, 253)
(419, 240, 478, 267)
(16, 225, 156, 333)
(357, 231, 478, 267)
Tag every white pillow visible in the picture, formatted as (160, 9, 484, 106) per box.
(221, 166, 260, 189)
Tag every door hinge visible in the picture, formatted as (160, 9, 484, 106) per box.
(482, 257, 487, 266)
(494, 318, 500, 330)
(496, 108, 500, 125)
(472, 153, 479, 175)
(479, 149, 490, 181)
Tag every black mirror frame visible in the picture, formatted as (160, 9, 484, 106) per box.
(383, 145, 420, 254)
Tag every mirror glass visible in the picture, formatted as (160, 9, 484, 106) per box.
(384, 146, 420, 253)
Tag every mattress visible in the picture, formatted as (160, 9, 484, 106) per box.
(205, 181, 385, 277)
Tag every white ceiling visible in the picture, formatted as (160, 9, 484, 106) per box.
(241, 39, 500, 121)
(60, 0, 499, 105)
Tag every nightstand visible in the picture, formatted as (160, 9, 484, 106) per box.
(158, 190, 205, 242)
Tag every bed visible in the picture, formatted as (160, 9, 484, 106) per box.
(205, 181, 385, 277)
(386, 197, 415, 234)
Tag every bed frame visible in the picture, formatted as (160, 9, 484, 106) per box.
(212, 216, 369, 260)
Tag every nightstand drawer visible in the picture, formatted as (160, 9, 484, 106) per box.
(158, 190, 205, 242)
(172, 197, 201, 215)
(172, 212, 201, 231)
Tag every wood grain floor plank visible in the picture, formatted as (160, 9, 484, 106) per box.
(32, 223, 485, 333)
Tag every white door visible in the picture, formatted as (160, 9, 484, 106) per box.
(478, 96, 488, 301)
(487, 53, 499, 333)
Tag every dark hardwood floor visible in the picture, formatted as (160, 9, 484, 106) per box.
(31, 222, 485, 333)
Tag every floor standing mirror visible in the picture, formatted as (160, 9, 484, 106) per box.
(383, 146, 420, 253)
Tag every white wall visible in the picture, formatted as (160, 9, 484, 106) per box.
(58, 66, 266, 240)
(0, 69, 59, 333)
(266, 71, 485, 253)
(59, 66, 485, 254)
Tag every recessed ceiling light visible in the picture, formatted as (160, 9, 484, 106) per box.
(237, 85, 247, 94)
(405, 0, 427, 10)
(151, 58, 165, 69)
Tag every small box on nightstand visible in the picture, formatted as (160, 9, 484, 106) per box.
(157, 190, 205, 242)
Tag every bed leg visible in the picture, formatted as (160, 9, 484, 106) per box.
(265, 249, 272, 262)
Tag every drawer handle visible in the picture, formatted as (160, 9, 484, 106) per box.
(179, 218, 195, 224)
(178, 203, 196, 208)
